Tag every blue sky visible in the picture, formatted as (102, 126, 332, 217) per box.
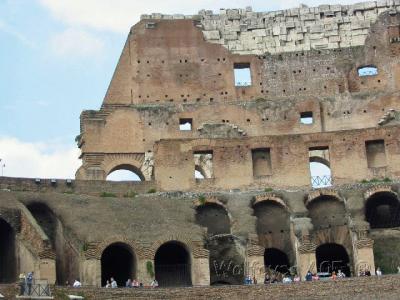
(0, 0, 360, 179)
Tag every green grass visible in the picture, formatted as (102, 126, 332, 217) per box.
(198, 195, 206, 205)
(147, 188, 156, 194)
(361, 177, 392, 184)
(123, 190, 137, 198)
(264, 187, 273, 192)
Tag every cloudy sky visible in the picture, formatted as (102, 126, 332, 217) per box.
(0, 0, 361, 179)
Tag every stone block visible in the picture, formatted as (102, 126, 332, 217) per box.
(203, 30, 220, 40)
(253, 29, 267, 37)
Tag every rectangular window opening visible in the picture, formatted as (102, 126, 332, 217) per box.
(365, 140, 386, 168)
(358, 66, 378, 77)
(234, 63, 252, 87)
(145, 22, 157, 29)
(300, 112, 313, 125)
(252, 148, 272, 177)
(179, 118, 192, 131)
(194, 151, 213, 179)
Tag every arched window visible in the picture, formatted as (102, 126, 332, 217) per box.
(195, 203, 230, 236)
(101, 243, 136, 287)
(106, 164, 144, 181)
(366, 192, 400, 229)
(264, 248, 290, 275)
(0, 218, 16, 283)
(316, 243, 350, 276)
(154, 241, 191, 287)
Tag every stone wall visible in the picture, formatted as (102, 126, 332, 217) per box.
(0, 176, 156, 197)
(142, 1, 400, 54)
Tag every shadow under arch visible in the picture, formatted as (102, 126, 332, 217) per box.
(306, 195, 347, 229)
(107, 164, 145, 181)
(154, 240, 192, 287)
(195, 202, 230, 236)
(101, 242, 136, 287)
(0, 218, 16, 283)
(316, 243, 350, 276)
(365, 191, 400, 229)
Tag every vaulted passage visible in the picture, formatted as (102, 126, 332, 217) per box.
(155, 241, 191, 287)
(195, 203, 230, 236)
(316, 243, 350, 277)
(0, 218, 16, 283)
(366, 192, 400, 229)
(101, 243, 135, 287)
(264, 248, 290, 275)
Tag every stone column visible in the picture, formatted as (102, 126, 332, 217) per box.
(246, 234, 265, 284)
(191, 257, 210, 286)
(136, 257, 155, 285)
(351, 227, 376, 275)
(295, 235, 317, 280)
(38, 258, 56, 284)
(80, 259, 101, 286)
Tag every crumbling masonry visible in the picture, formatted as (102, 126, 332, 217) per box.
(1, 1, 400, 288)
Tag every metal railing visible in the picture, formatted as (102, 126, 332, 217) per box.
(311, 175, 332, 188)
(20, 280, 52, 297)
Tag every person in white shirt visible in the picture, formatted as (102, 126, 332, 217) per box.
(73, 279, 82, 288)
(111, 277, 118, 288)
(376, 267, 382, 276)
(150, 279, 158, 288)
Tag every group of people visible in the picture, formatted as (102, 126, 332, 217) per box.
(103, 277, 159, 288)
(18, 271, 34, 296)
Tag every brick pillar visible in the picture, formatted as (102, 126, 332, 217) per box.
(351, 227, 376, 275)
(246, 234, 265, 284)
(136, 258, 155, 285)
(80, 259, 101, 286)
(295, 235, 317, 280)
(38, 258, 56, 284)
(191, 257, 210, 286)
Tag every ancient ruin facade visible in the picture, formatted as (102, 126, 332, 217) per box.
(1, 1, 400, 289)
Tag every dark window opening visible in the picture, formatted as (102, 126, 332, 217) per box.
(179, 118, 192, 131)
(365, 140, 386, 168)
(366, 192, 400, 229)
(358, 66, 378, 77)
(101, 243, 135, 287)
(145, 22, 156, 29)
(234, 63, 251, 87)
(300, 112, 313, 125)
(316, 243, 350, 277)
(264, 248, 290, 276)
(155, 242, 191, 287)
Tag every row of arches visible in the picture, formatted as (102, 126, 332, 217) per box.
(101, 241, 191, 287)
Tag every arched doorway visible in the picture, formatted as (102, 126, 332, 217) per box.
(0, 218, 16, 283)
(154, 241, 191, 287)
(365, 192, 400, 228)
(264, 248, 290, 275)
(195, 203, 230, 236)
(106, 164, 145, 181)
(316, 243, 350, 276)
(101, 243, 135, 287)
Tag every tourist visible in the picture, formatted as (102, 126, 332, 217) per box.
(253, 275, 257, 285)
(65, 281, 70, 287)
(305, 271, 312, 282)
(18, 273, 25, 296)
(365, 269, 371, 276)
(264, 274, 271, 284)
(26, 271, 34, 296)
(125, 279, 132, 288)
(132, 279, 139, 288)
(111, 277, 118, 288)
(293, 274, 300, 282)
(337, 270, 346, 278)
(105, 280, 111, 288)
(312, 273, 319, 281)
(73, 279, 82, 288)
(331, 271, 337, 280)
(397, 266, 400, 274)
(244, 275, 252, 285)
(270, 275, 278, 283)
(282, 275, 292, 283)
(139, 282, 144, 288)
(376, 267, 382, 276)
(150, 279, 159, 288)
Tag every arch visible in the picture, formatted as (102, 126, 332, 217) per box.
(0, 218, 16, 283)
(306, 191, 343, 207)
(316, 243, 350, 276)
(264, 248, 290, 275)
(101, 242, 136, 287)
(309, 156, 330, 168)
(365, 191, 400, 228)
(195, 203, 230, 236)
(307, 195, 347, 229)
(106, 164, 144, 181)
(154, 241, 192, 287)
(253, 194, 289, 212)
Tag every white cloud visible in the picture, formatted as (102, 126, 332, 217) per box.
(39, 0, 363, 34)
(50, 28, 105, 58)
(0, 137, 80, 179)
